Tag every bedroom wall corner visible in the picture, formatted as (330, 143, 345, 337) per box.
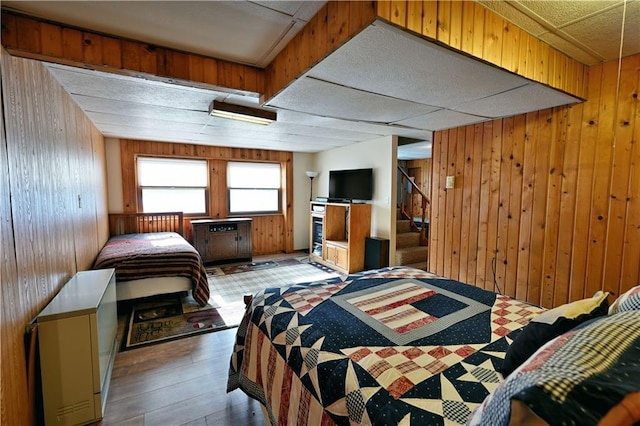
(105, 138, 124, 214)
(293, 152, 316, 251)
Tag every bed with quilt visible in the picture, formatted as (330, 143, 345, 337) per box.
(227, 266, 640, 426)
(93, 212, 210, 307)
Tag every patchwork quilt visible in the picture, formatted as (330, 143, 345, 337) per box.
(227, 267, 545, 425)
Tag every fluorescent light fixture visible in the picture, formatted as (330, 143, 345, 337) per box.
(209, 100, 276, 125)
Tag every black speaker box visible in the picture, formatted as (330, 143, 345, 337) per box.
(364, 237, 389, 270)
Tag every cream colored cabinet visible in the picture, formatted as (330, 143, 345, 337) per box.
(36, 269, 117, 426)
(309, 202, 371, 274)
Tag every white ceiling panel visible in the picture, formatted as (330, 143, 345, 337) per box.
(395, 110, 490, 132)
(454, 83, 581, 118)
(73, 96, 212, 125)
(306, 21, 529, 108)
(87, 112, 207, 134)
(267, 76, 440, 122)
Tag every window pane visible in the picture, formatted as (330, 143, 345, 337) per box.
(227, 162, 280, 189)
(138, 157, 207, 187)
(141, 188, 206, 214)
(229, 189, 279, 213)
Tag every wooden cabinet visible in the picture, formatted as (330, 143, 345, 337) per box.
(191, 218, 252, 263)
(309, 202, 371, 274)
(36, 268, 117, 426)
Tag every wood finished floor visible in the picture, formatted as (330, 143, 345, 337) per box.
(97, 253, 307, 426)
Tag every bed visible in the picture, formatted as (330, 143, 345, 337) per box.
(93, 212, 210, 307)
(227, 266, 640, 426)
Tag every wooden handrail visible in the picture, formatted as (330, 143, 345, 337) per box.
(398, 166, 429, 246)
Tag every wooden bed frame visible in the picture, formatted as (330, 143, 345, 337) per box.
(105, 211, 193, 301)
(108, 211, 184, 237)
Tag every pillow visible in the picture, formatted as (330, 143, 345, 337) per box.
(500, 291, 609, 377)
(609, 285, 640, 314)
(468, 310, 640, 426)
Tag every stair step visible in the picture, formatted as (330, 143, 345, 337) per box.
(396, 245, 428, 265)
(396, 232, 420, 249)
(396, 219, 412, 234)
(403, 261, 428, 271)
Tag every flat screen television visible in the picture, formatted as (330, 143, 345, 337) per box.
(328, 168, 373, 201)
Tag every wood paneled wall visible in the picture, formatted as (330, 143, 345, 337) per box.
(119, 139, 294, 255)
(377, 0, 587, 99)
(1, 10, 264, 95)
(1, 52, 109, 425)
(430, 53, 640, 309)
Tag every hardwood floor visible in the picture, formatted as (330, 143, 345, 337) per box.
(101, 326, 267, 426)
(98, 253, 309, 425)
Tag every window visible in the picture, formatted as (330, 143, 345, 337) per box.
(227, 162, 281, 214)
(137, 157, 208, 214)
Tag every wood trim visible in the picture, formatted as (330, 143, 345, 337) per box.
(108, 212, 184, 237)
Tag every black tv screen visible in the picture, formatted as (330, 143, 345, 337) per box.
(329, 168, 373, 201)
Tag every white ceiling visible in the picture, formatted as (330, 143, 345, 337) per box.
(3, 1, 638, 160)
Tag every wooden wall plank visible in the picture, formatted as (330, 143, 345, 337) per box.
(602, 56, 638, 296)
(585, 60, 618, 297)
(390, 1, 407, 27)
(458, 126, 474, 284)
(506, 114, 525, 298)
(422, 0, 438, 40)
(475, 121, 493, 289)
(436, 0, 451, 46)
(406, 0, 423, 34)
(429, 132, 441, 271)
(496, 116, 514, 297)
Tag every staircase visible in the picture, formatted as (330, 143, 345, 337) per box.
(395, 165, 429, 270)
(395, 213, 429, 270)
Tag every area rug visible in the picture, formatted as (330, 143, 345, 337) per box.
(123, 256, 342, 350)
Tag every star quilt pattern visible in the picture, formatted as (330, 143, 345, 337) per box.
(228, 266, 544, 425)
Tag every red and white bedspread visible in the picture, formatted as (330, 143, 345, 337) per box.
(93, 232, 210, 306)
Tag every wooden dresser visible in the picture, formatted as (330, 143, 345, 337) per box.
(191, 218, 253, 263)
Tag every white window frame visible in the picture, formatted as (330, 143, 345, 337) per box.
(227, 161, 282, 215)
(137, 156, 208, 216)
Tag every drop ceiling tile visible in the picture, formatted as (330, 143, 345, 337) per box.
(454, 83, 580, 118)
(477, 0, 548, 36)
(87, 112, 206, 134)
(561, 2, 640, 61)
(73, 95, 212, 125)
(398, 142, 433, 160)
(395, 110, 489, 132)
(267, 77, 440, 122)
(537, 32, 602, 65)
(516, 0, 622, 27)
(306, 20, 528, 108)
(47, 65, 232, 110)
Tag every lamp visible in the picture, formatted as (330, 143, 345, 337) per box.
(306, 171, 319, 201)
(209, 100, 276, 125)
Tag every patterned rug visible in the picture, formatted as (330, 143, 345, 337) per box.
(123, 256, 341, 350)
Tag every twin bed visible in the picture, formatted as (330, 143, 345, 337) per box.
(93, 212, 210, 307)
(227, 266, 640, 425)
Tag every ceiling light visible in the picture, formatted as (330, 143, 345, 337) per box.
(209, 100, 276, 125)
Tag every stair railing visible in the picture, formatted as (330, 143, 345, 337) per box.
(398, 166, 429, 246)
